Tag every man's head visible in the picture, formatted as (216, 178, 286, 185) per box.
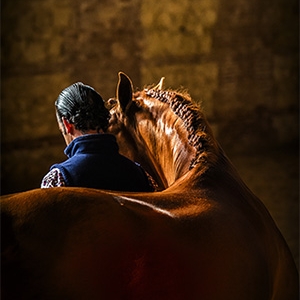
(55, 82, 110, 144)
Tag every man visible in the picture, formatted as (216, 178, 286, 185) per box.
(41, 82, 154, 192)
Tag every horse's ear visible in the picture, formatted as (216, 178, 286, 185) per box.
(116, 72, 133, 112)
(153, 77, 165, 90)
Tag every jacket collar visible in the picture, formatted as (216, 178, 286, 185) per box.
(64, 134, 119, 158)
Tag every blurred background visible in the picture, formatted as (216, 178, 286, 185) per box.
(1, 0, 298, 266)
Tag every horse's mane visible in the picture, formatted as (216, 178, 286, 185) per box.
(138, 87, 217, 170)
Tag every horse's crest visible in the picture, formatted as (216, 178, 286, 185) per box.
(143, 87, 213, 169)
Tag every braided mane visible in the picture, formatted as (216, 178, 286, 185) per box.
(144, 88, 215, 169)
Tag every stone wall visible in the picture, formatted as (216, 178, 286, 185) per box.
(1, 0, 298, 194)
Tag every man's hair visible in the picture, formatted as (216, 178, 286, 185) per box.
(55, 82, 110, 133)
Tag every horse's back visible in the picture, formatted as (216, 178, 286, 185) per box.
(1, 188, 298, 299)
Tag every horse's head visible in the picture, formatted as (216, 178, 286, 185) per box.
(107, 72, 219, 189)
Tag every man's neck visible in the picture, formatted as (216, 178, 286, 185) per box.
(65, 129, 104, 145)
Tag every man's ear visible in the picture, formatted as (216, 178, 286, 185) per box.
(62, 118, 74, 134)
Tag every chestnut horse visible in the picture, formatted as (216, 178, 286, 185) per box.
(1, 73, 298, 300)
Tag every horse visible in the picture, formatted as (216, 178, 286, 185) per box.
(1, 73, 298, 300)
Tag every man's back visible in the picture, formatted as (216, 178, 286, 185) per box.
(43, 134, 153, 192)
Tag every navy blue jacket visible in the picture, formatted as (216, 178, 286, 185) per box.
(51, 134, 153, 192)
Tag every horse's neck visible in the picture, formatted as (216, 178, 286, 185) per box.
(108, 114, 168, 190)
(137, 107, 196, 187)
(137, 89, 220, 188)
